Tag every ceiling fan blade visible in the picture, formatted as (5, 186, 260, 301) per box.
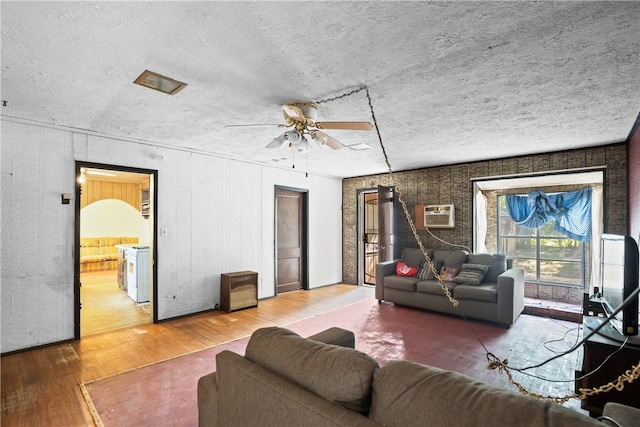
(314, 121, 373, 131)
(311, 131, 345, 150)
(282, 104, 306, 122)
(225, 124, 287, 129)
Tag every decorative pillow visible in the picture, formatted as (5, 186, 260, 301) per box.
(467, 253, 507, 283)
(417, 260, 442, 280)
(439, 265, 458, 281)
(453, 263, 490, 285)
(432, 250, 468, 272)
(396, 262, 418, 277)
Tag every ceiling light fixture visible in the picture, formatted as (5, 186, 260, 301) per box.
(266, 130, 311, 151)
(133, 70, 187, 95)
(86, 169, 117, 177)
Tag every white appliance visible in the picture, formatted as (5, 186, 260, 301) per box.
(126, 246, 150, 303)
(424, 204, 455, 228)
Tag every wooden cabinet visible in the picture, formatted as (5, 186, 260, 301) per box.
(576, 317, 640, 416)
(220, 271, 258, 313)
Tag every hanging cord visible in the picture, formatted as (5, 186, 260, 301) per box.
(312, 85, 640, 403)
(423, 226, 471, 253)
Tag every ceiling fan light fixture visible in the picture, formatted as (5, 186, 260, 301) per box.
(296, 136, 313, 153)
(266, 133, 288, 149)
(266, 130, 303, 149)
(285, 130, 302, 145)
(133, 70, 187, 95)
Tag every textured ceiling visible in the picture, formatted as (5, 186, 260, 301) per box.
(1, 2, 638, 178)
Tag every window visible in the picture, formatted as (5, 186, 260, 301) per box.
(498, 195, 586, 287)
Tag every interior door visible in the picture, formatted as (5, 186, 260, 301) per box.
(276, 188, 307, 293)
(362, 192, 378, 284)
(378, 185, 394, 263)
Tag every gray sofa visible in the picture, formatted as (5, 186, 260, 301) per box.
(375, 247, 525, 327)
(197, 326, 630, 427)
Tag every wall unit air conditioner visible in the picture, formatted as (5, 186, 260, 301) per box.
(415, 204, 455, 229)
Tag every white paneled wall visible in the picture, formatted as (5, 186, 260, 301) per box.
(1, 118, 343, 353)
(1, 123, 76, 352)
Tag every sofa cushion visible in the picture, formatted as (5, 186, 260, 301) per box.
(433, 249, 468, 271)
(453, 263, 490, 285)
(384, 275, 418, 292)
(401, 248, 432, 269)
(396, 262, 418, 277)
(467, 253, 507, 283)
(370, 361, 600, 427)
(416, 279, 457, 296)
(244, 327, 379, 415)
(453, 283, 498, 303)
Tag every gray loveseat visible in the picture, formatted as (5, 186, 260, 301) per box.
(375, 247, 525, 327)
(197, 326, 628, 426)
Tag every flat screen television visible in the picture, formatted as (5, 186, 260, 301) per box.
(599, 233, 639, 337)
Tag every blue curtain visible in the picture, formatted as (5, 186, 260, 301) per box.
(505, 187, 592, 241)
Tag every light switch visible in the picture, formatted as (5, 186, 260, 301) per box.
(61, 193, 72, 204)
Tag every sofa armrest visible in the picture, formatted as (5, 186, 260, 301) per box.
(601, 402, 640, 426)
(197, 371, 218, 427)
(375, 259, 400, 301)
(496, 268, 525, 326)
(308, 327, 355, 348)
(197, 328, 355, 427)
(215, 350, 377, 427)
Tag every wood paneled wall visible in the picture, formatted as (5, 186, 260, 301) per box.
(80, 179, 141, 210)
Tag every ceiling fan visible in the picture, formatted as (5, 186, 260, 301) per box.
(228, 102, 373, 151)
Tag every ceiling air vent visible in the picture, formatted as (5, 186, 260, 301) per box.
(133, 70, 187, 95)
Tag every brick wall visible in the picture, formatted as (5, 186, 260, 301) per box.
(342, 143, 628, 289)
(628, 116, 640, 241)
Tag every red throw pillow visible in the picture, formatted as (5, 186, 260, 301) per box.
(396, 262, 418, 277)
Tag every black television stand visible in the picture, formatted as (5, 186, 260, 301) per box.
(576, 316, 640, 416)
(583, 315, 640, 345)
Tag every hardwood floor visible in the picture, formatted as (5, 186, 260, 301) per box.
(81, 270, 150, 336)
(1, 284, 375, 427)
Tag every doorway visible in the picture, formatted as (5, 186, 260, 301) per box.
(357, 186, 394, 285)
(275, 187, 308, 293)
(359, 190, 379, 285)
(74, 162, 157, 338)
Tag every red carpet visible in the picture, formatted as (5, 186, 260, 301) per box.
(84, 298, 583, 426)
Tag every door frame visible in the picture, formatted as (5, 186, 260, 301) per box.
(73, 161, 159, 340)
(377, 185, 395, 263)
(274, 185, 309, 294)
(356, 188, 378, 285)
